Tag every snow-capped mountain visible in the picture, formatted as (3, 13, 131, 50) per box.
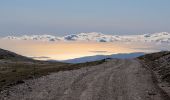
(1, 32, 170, 43)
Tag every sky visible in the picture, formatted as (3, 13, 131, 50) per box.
(0, 0, 170, 36)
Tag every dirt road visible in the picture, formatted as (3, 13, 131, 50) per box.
(0, 59, 169, 100)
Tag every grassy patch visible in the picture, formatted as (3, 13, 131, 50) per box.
(0, 59, 105, 91)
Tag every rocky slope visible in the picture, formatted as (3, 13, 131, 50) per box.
(139, 51, 170, 96)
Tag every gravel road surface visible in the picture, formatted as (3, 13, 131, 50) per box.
(0, 59, 168, 100)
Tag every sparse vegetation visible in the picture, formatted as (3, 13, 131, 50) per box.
(138, 51, 170, 84)
(0, 49, 106, 91)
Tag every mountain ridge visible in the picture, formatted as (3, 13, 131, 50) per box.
(61, 52, 145, 63)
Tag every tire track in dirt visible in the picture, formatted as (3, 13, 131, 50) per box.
(0, 59, 169, 100)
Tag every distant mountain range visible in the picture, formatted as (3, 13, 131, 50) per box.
(1, 32, 170, 43)
(61, 52, 145, 63)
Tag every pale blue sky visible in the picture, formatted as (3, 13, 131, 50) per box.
(0, 0, 170, 36)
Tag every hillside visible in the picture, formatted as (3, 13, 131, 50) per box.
(1, 49, 170, 100)
(139, 51, 170, 83)
(0, 48, 34, 62)
(139, 51, 170, 96)
(0, 49, 105, 91)
(1, 57, 170, 100)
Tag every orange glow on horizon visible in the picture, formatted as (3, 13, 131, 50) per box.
(0, 40, 156, 60)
